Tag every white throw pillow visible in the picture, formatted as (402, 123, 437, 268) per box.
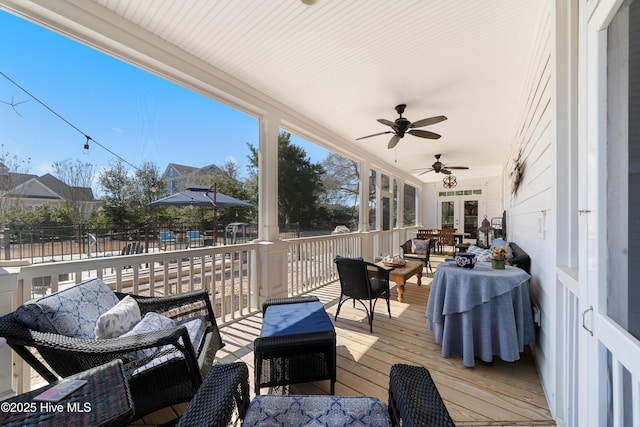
(95, 295, 141, 339)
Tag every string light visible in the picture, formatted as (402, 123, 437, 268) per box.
(83, 136, 90, 154)
(0, 71, 140, 172)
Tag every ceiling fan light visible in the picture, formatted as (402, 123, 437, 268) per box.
(443, 175, 457, 188)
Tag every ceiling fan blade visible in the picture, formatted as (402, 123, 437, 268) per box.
(377, 118, 397, 128)
(408, 129, 441, 139)
(417, 168, 435, 176)
(444, 166, 469, 170)
(441, 169, 452, 175)
(409, 115, 447, 128)
(356, 131, 392, 140)
(387, 135, 401, 149)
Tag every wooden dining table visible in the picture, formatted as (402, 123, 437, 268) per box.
(417, 229, 471, 252)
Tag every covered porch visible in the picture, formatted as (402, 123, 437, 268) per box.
(3, 1, 640, 425)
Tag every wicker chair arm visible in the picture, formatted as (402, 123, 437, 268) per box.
(116, 289, 217, 332)
(24, 324, 190, 355)
(176, 362, 250, 427)
(117, 289, 213, 314)
(364, 261, 391, 282)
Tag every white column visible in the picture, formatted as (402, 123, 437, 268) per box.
(254, 115, 289, 300)
(358, 160, 370, 233)
(397, 178, 405, 229)
(258, 116, 281, 242)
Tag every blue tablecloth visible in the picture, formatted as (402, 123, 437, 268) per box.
(425, 262, 535, 367)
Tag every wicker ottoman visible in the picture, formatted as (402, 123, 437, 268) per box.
(254, 296, 336, 395)
(388, 364, 455, 426)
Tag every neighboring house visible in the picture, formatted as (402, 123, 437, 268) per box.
(0, 167, 99, 217)
(161, 163, 224, 194)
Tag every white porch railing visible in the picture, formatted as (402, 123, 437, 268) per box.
(7, 230, 425, 393)
(285, 232, 361, 295)
(17, 243, 260, 326)
(8, 234, 363, 387)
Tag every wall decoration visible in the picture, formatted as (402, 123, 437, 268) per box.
(511, 149, 525, 196)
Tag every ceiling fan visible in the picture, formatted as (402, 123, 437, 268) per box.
(415, 154, 469, 175)
(356, 104, 447, 149)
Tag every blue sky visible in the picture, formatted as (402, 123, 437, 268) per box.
(0, 10, 329, 186)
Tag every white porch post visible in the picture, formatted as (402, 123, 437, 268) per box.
(358, 160, 374, 260)
(255, 116, 289, 301)
(397, 178, 405, 230)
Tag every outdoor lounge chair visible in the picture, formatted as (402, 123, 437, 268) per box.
(186, 230, 205, 247)
(158, 230, 177, 250)
(401, 238, 435, 275)
(0, 277, 224, 421)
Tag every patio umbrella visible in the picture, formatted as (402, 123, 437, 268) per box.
(148, 185, 252, 208)
(149, 185, 252, 244)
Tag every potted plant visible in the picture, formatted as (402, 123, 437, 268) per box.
(491, 245, 509, 269)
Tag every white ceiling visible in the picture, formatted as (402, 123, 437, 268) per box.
(5, 0, 544, 183)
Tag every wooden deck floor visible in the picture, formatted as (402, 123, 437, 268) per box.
(133, 256, 555, 426)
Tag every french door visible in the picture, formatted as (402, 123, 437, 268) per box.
(438, 195, 479, 240)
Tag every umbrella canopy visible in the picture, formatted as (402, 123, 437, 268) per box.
(149, 185, 252, 208)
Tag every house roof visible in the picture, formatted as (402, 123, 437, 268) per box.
(163, 163, 225, 179)
(0, 0, 545, 183)
(3, 171, 95, 202)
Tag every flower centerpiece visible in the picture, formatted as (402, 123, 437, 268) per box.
(491, 244, 509, 269)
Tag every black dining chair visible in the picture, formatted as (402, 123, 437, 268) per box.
(334, 257, 391, 333)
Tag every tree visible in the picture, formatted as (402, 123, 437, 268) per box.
(248, 132, 325, 228)
(97, 160, 165, 228)
(0, 145, 31, 225)
(51, 159, 97, 223)
(98, 159, 135, 228)
(132, 162, 165, 224)
(320, 153, 360, 207)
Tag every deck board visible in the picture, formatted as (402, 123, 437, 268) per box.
(135, 257, 555, 426)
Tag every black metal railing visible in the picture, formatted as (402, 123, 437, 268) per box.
(0, 222, 300, 264)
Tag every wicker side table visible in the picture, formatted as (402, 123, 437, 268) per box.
(388, 364, 455, 427)
(254, 295, 336, 395)
(0, 359, 133, 427)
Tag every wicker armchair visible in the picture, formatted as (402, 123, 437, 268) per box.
(0, 282, 224, 421)
(334, 257, 391, 332)
(401, 238, 435, 275)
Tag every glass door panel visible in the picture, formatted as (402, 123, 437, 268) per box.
(463, 200, 479, 239)
(441, 201, 455, 228)
(382, 196, 391, 231)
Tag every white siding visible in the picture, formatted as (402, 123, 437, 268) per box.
(504, 0, 557, 415)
